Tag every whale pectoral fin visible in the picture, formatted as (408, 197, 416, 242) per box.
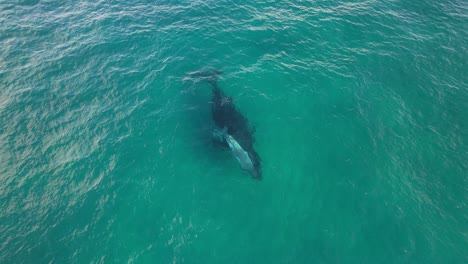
(212, 128, 229, 148)
(212, 128, 225, 142)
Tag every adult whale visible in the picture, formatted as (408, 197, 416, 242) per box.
(190, 69, 262, 179)
(210, 71, 262, 179)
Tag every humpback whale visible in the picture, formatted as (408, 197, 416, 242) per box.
(206, 71, 262, 179)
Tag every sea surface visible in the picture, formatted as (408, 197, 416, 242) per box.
(1, 0, 467, 263)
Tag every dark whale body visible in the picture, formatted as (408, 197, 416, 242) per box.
(208, 72, 262, 179)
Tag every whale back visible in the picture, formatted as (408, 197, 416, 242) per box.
(210, 81, 262, 179)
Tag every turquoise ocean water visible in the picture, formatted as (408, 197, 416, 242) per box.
(1, 0, 467, 263)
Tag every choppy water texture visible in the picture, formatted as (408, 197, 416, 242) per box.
(1, 0, 467, 263)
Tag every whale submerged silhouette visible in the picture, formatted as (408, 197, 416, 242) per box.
(190, 69, 262, 179)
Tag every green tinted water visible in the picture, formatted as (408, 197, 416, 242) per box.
(0, 0, 466, 263)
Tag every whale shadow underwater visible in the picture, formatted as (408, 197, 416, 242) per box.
(188, 69, 262, 179)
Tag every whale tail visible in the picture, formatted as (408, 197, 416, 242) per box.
(186, 68, 223, 86)
(186, 67, 222, 76)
